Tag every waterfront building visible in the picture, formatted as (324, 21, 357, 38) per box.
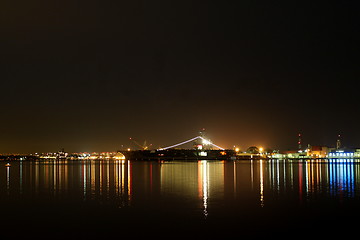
(270, 150, 307, 159)
(327, 148, 356, 158)
(307, 146, 329, 158)
(355, 149, 360, 158)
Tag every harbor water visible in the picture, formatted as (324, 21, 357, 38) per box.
(1, 159, 359, 238)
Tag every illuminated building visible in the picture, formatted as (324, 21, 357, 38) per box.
(328, 135, 359, 158)
(328, 148, 355, 158)
(307, 146, 329, 158)
(114, 151, 126, 160)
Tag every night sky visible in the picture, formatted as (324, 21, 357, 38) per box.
(1, 1, 359, 153)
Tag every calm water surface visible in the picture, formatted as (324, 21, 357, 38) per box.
(1, 159, 359, 238)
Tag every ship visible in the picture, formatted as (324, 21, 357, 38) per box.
(122, 132, 237, 160)
(122, 148, 236, 161)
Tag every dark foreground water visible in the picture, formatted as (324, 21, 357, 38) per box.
(1, 159, 359, 238)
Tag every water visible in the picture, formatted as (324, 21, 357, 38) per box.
(1, 159, 359, 238)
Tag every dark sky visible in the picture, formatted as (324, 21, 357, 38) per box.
(1, 1, 359, 153)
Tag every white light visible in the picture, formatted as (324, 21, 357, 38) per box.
(158, 136, 200, 150)
(199, 151, 207, 156)
(202, 139, 211, 145)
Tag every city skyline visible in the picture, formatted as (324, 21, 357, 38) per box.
(0, 131, 355, 155)
(1, 1, 359, 153)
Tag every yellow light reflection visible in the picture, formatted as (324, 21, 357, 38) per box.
(199, 160, 209, 218)
(259, 160, 264, 207)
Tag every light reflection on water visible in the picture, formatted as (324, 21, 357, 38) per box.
(1, 159, 360, 237)
(2, 159, 359, 209)
(265, 159, 360, 200)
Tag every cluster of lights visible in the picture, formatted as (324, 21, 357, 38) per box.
(328, 152, 354, 157)
(38, 152, 126, 160)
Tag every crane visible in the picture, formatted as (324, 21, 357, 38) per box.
(129, 137, 152, 150)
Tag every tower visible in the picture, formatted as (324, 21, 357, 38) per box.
(298, 133, 302, 151)
(336, 134, 341, 149)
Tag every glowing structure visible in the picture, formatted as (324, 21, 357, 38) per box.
(114, 151, 126, 160)
(158, 136, 225, 151)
